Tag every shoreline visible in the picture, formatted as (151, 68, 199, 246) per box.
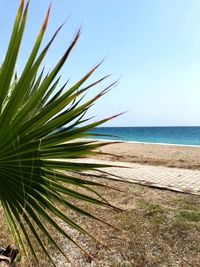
(84, 138, 200, 148)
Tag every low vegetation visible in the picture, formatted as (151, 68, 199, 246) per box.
(1, 178, 200, 266)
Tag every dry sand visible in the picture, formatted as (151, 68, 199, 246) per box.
(93, 141, 200, 170)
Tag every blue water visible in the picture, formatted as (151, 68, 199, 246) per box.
(88, 127, 200, 146)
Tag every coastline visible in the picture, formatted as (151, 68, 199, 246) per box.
(83, 138, 200, 170)
(84, 138, 200, 148)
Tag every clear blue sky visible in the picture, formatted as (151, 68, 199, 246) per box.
(1, 0, 200, 126)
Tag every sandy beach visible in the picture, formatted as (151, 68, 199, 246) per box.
(92, 140, 200, 170)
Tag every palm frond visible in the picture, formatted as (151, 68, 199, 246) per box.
(0, 1, 123, 265)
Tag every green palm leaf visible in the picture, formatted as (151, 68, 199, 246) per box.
(0, 1, 123, 265)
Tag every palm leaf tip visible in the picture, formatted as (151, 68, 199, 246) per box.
(0, 0, 123, 265)
(18, 0, 25, 12)
(41, 3, 52, 32)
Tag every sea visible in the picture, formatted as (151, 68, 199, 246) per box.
(88, 126, 200, 146)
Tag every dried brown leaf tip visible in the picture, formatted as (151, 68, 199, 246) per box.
(41, 3, 52, 32)
(72, 28, 81, 45)
(108, 112, 125, 121)
(18, 0, 24, 12)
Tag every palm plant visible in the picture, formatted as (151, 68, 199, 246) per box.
(0, 0, 123, 266)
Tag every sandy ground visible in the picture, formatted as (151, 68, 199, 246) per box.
(93, 141, 200, 170)
(1, 141, 200, 266)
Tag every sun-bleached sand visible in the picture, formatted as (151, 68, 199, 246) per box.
(92, 140, 200, 170)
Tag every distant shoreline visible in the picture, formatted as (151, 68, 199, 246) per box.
(83, 138, 200, 148)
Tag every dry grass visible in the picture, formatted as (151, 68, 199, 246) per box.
(1, 178, 200, 266)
